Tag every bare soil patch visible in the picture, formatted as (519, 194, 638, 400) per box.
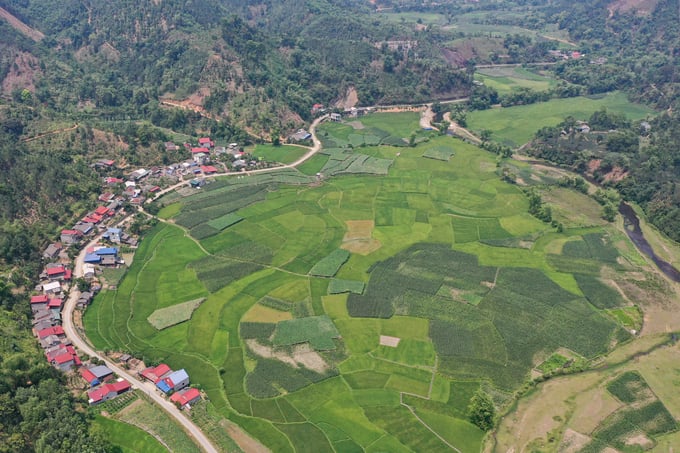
(341, 220, 382, 255)
(0, 6, 44, 41)
(334, 86, 359, 110)
(559, 429, 592, 453)
(245, 339, 329, 373)
(379, 335, 401, 347)
(625, 433, 653, 448)
(347, 121, 365, 130)
(1, 51, 41, 94)
(222, 419, 270, 453)
(608, 0, 659, 15)
(569, 385, 622, 434)
(242, 304, 293, 323)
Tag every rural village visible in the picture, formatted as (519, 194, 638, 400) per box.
(28, 134, 267, 412)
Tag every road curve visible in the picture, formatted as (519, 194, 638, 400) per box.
(61, 115, 330, 452)
(62, 233, 220, 453)
(147, 114, 328, 203)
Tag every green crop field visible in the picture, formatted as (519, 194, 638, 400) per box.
(475, 67, 556, 94)
(250, 144, 308, 164)
(84, 112, 649, 453)
(467, 91, 654, 146)
(92, 416, 168, 453)
(147, 297, 206, 330)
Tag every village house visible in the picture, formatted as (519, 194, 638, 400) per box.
(47, 298, 63, 310)
(157, 369, 190, 393)
(140, 363, 172, 383)
(198, 137, 214, 148)
(88, 380, 131, 405)
(45, 344, 78, 369)
(192, 147, 210, 164)
(42, 243, 63, 260)
(170, 388, 201, 409)
(104, 228, 122, 243)
(200, 165, 218, 175)
(289, 129, 311, 141)
(30, 294, 49, 311)
(45, 264, 66, 281)
(130, 168, 150, 181)
(98, 192, 115, 203)
(60, 229, 83, 245)
(77, 291, 93, 308)
(80, 368, 100, 387)
(94, 159, 115, 169)
(84, 253, 102, 264)
(89, 365, 114, 382)
(42, 281, 62, 295)
(330, 112, 342, 122)
(37, 325, 65, 340)
(105, 177, 124, 185)
(51, 350, 80, 371)
(74, 222, 95, 235)
(165, 142, 179, 151)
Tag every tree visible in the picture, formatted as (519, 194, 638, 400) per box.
(480, 129, 492, 142)
(468, 389, 495, 431)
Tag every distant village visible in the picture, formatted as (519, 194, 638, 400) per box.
(27, 135, 258, 410)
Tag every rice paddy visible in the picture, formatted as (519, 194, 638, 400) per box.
(83, 111, 661, 452)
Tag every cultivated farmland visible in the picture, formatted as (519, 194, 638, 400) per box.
(84, 112, 669, 453)
(467, 91, 654, 146)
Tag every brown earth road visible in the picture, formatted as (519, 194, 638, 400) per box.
(0, 6, 44, 41)
(21, 124, 79, 142)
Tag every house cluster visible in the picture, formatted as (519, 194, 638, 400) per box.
(81, 364, 132, 405)
(549, 50, 583, 60)
(140, 363, 202, 409)
(30, 160, 143, 378)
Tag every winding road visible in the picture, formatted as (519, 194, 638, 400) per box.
(60, 114, 330, 453)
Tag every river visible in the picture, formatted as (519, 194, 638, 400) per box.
(619, 203, 680, 282)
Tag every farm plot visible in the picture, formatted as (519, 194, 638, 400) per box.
(309, 249, 350, 277)
(86, 111, 654, 453)
(467, 91, 654, 146)
(580, 371, 678, 451)
(422, 145, 455, 161)
(348, 245, 621, 389)
(147, 297, 206, 330)
(475, 66, 556, 94)
(273, 315, 340, 350)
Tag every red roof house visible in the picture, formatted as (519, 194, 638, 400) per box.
(37, 326, 65, 339)
(46, 266, 66, 279)
(170, 388, 201, 408)
(80, 368, 100, 386)
(88, 380, 131, 405)
(140, 364, 172, 383)
(64, 269, 72, 281)
(94, 206, 111, 216)
(200, 165, 218, 174)
(191, 147, 210, 154)
(198, 137, 213, 147)
(47, 298, 63, 309)
(105, 177, 124, 185)
(31, 294, 49, 305)
(99, 192, 115, 202)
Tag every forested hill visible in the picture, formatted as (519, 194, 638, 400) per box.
(0, 0, 471, 133)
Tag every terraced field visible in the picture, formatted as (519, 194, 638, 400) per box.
(84, 112, 660, 452)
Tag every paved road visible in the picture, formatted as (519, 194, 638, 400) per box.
(147, 114, 327, 204)
(62, 233, 220, 453)
(60, 115, 330, 452)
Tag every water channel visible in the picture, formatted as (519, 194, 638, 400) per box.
(618, 202, 680, 282)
